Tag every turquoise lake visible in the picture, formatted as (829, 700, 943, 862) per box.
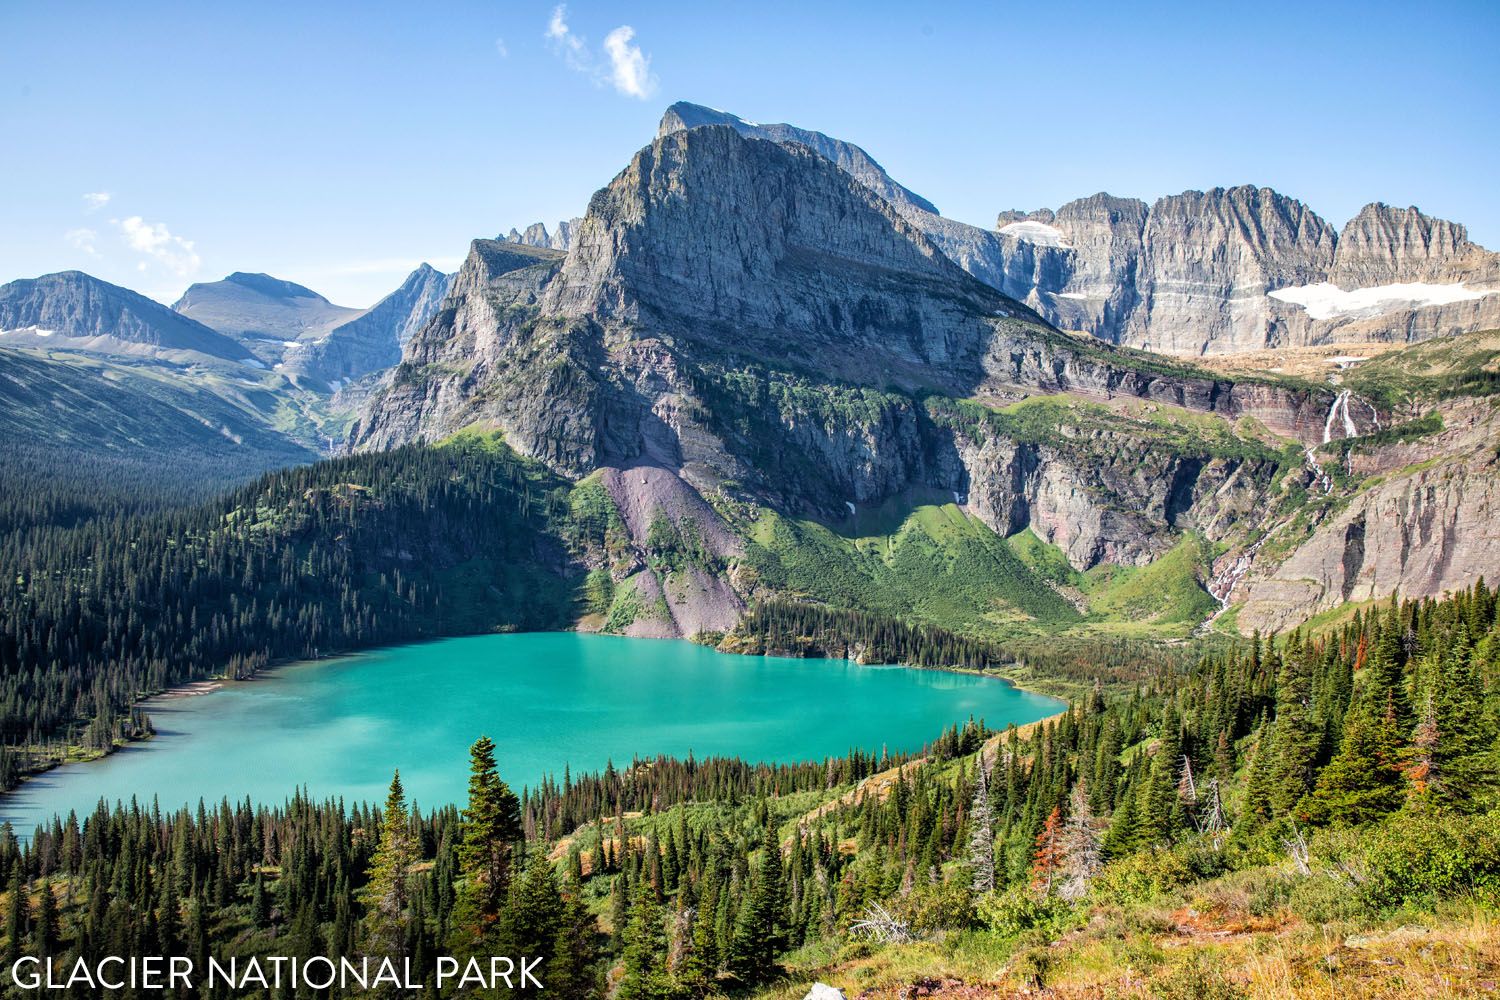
(0, 632, 1061, 831)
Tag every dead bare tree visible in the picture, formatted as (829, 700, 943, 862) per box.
(1282, 825, 1312, 876)
(968, 749, 997, 894)
(1195, 777, 1228, 851)
(1176, 754, 1198, 806)
(850, 901, 913, 944)
(1058, 778, 1103, 901)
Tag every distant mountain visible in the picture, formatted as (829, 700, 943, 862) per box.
(173, 271, 363, 368)
(0, 346, 317, 477)
(504, 219, 582, 252)
(282, 264, 452, 387)
(0, 271, 255, 364)
(985, 191, 1500, 354)
(661, 102, 1500, 355)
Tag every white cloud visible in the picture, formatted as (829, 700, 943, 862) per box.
(82, 191, 111, 211)
(494, 36, 509, 58)
(115, 216, 202, 277)
(546, 5, 588, 70)
(545, 5, 656, 100)
(603, 26, 656, 99)
(65, 228, 100, 257)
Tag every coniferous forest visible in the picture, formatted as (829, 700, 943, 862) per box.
(0, 584, 1494, 997)
(0, 440, 581, 777)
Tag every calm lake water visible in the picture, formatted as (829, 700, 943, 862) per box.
(0, 633, 1060, 831)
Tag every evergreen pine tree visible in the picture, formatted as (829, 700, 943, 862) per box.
(4, 871, 28, 967)
(30, 879, 59, 957)
(547, 878, 602, 1000)
(451, 736, 524, 951)
(1305, 696, 1405, 825)
(618, 880, 676, 1000)
(360, 770, 416, 958)
(727, 825, 786, 985)
(499, 854, 563, 997)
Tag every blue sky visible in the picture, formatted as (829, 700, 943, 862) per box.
(3, 0, 1497, 307)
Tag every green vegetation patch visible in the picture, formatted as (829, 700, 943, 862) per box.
(743, 501, 1082, 638)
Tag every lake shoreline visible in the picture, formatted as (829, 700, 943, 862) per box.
(0, 629, 1065, 819)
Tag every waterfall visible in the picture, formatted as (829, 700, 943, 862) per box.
(1322, 390, 1351, 444)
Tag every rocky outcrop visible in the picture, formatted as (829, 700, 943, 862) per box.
(947, 422, 1272, 570)
(1236, 399, 1500, 631)
(347, 240, 565, 453)
(505, 219, 582, 252)
(0, 271, 255, 363)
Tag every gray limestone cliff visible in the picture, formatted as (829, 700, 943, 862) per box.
(654, 104, 1500, 355)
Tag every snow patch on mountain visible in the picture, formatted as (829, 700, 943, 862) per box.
(999, 220, 1070, 248)
(1268, 281, 1494, 321)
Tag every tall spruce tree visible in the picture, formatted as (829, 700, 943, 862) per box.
(618, 880, 676, 1000)
(727, 825, 786, 984)
(360, 771, 416, 958)
(452, 736, 523, 951)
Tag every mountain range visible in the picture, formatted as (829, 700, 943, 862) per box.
(362, 108, 1499, 637)
(503, 105, 1500, 357)
(4, 100, 1498, 640)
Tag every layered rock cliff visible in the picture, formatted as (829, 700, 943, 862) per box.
(655, 103, 1500, 355)
(1234, 394, 1500, 632)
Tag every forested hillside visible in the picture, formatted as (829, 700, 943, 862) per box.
(1, 586, 1493, 997)
(0, 439, 581, 778)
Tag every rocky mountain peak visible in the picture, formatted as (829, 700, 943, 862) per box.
(1331, 203, 1499, 287)
(656, 101, 939, 217)
(0, 270, 254, 362)
(536, 123, 1004, 383)
(504, 218, 582, 252)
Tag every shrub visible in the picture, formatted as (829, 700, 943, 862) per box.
(1151, 956, 1248, 1000)
(1090, 848, 1194, 904)
(1357, 809, 1500, 911)
(901, 878, 975, 934)
(975, 887, 1071, 938)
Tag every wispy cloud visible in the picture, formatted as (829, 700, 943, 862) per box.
(545, 5, 657, 100)
(494, 36, 509, 58)
(115, 216, 202, 277)
(82, 191, 111, 212)
(603, 26, 655, 99)
(65, 228, 100, 257)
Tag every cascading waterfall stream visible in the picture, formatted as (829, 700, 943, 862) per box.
(1206, 385, 1370, 630)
